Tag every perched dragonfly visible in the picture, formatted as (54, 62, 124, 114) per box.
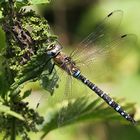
(46, 10, 136, 124)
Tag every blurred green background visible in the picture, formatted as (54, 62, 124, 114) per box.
(1, 0, 140, 139)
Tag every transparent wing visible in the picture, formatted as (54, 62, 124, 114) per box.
(57, 74, 73, 126)
(76, 34, 137, 82)
(74, 34, 137, 65)
(70, 10, 123, 59)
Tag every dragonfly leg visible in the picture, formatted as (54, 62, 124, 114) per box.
(49, 63, 55, 74)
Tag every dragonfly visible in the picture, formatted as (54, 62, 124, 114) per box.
(46, 10, 136, 124)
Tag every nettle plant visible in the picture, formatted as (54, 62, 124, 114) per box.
(0, 0, 137, 140)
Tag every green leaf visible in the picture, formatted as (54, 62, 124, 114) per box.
(40, 96, 136, 139)
(0, 103, 24, 120)
(40, 67, 59, 95)
(15, 0, 50, 9)
(30, 0, 50, 5)
(16, 0, 30, 8)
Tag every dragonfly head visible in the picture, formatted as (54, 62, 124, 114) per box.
(47, 44, 62, 57)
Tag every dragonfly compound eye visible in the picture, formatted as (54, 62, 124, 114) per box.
(47, 45, 57, 57)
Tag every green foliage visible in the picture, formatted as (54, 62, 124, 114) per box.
(1, 4, 58, 95)
(0, 0, 57, 139)
(0, 101, 44, 140)
(40, 96, 136, 139)
(0, 0, 50, 7)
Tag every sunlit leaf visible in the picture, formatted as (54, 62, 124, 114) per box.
(30, 0, 50, 5)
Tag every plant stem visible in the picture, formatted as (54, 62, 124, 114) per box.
(11, 117, 16, 140)
(8, 0, 16, 19)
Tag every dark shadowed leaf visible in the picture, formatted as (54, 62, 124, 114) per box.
(22, 89, 32, 99)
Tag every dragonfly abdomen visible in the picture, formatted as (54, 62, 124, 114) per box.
(75, 72, 135, 124)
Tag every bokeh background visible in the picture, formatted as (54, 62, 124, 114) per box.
(5, 0, 140, 140)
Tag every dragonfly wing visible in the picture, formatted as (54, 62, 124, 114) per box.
(75, 34, 137, 65)
(77, 33, 137, 82)
(71, 10, 123, 60)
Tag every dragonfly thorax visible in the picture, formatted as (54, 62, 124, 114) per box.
(53, 52, 80, 76)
